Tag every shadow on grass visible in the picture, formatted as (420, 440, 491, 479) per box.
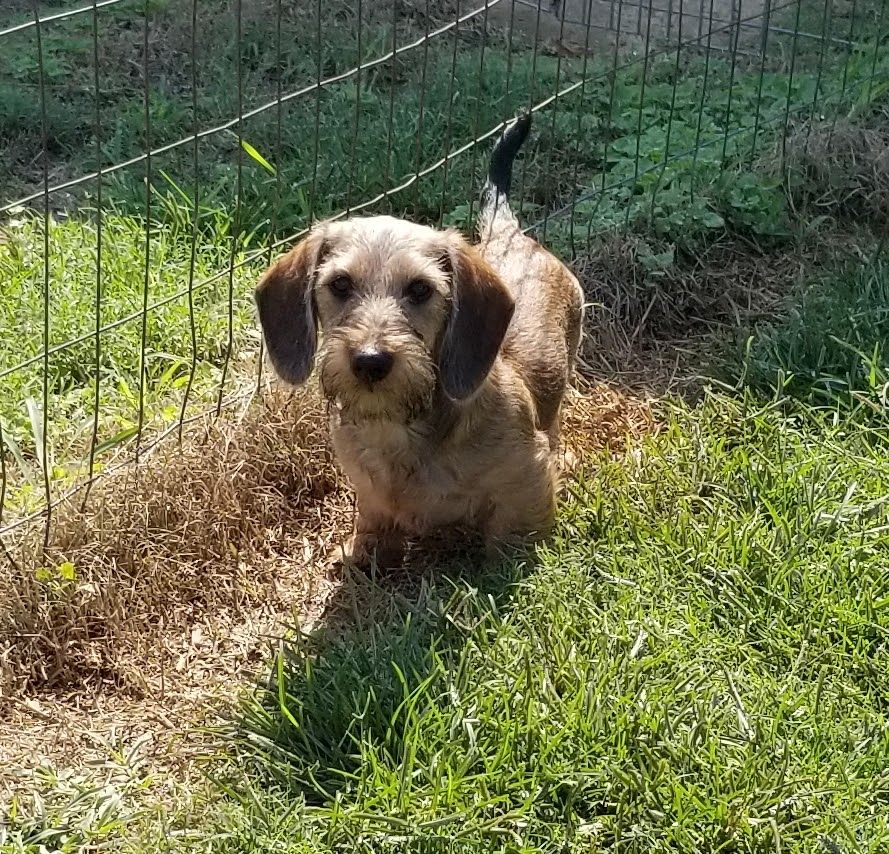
(236, 541, 538, 805)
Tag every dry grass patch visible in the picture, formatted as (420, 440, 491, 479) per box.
(570, 232, 860, 390)
(782, 114, 889, 224)
(577, 235, 799, 349)
(0, 387, 346, 699)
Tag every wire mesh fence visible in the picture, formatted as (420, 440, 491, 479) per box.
(0, 0, 887, 545)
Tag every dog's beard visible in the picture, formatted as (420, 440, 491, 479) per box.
(319, 335, 436, 423)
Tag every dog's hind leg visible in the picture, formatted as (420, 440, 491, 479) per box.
(482, 433, 557, 553)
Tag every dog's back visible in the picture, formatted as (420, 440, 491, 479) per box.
(477, 115, 585, 440)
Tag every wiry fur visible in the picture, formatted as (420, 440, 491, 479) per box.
(255, 115, 585, 567)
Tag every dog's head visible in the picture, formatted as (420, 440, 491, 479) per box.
(255, 215, 514, 421)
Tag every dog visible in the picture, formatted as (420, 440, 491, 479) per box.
(255, 114, 585, 567)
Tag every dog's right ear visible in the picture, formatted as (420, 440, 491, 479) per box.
(255, 229, 326, 385)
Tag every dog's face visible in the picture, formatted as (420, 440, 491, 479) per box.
(255, 216, 515, 421)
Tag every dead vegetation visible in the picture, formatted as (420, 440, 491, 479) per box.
(782, 113, 889, 225)
(0, 387, 345, 698)
(573, 233, 803, 385)
(572, 220, 887, 393)
(564, 378, 658, 456)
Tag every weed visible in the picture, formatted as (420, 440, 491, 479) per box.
(1, 737, 153, 853)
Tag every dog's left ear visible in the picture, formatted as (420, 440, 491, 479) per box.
(438, 234, 515, 400)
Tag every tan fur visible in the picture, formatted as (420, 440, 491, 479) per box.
(256, 211, 584, 568)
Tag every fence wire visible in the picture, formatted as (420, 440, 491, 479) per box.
(0, 0, 887, 544)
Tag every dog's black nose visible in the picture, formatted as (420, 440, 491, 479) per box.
(351, 349, 394, 383)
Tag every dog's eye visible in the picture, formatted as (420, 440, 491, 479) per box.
(404, 280, 433, 305)
(328, 276, 353, 300)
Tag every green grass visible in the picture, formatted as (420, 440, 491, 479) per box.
(730, 256, 889, 419)
(0, 207, 259, 513)
(116, 368, 888, 853)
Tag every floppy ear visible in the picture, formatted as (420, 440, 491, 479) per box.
(255, 230, 326, 385)
(438, 234, 515, 400)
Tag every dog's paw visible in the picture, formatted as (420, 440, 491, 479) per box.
(339, 531, 405, 572)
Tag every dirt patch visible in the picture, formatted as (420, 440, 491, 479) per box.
(484, 0, 769, 55)
(0, 566, 339, 802)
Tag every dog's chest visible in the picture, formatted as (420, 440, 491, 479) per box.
(330, 419, 470, 529)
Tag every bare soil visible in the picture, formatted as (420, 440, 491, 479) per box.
(483, 0, 769, 55)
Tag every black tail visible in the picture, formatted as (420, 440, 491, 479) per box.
(486, 112, 532, 201)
